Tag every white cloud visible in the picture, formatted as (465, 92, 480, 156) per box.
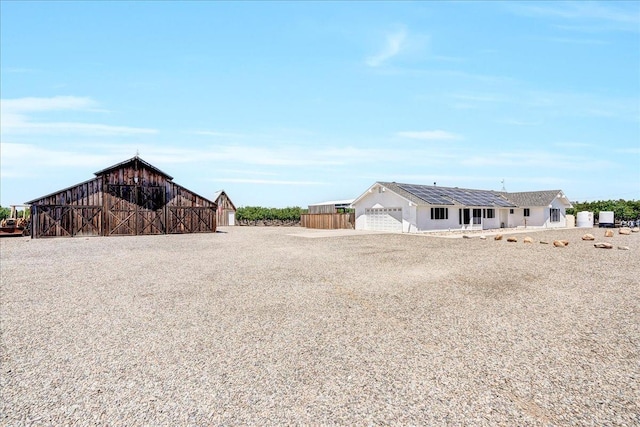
(3, 118, 157, 136)
(397, 130, 462, 141)
(507, 2, 640, 32)
(0, 96, 157, 136)
(450, 93, 506, 103)
(190, 130, 249, 138)
(2, 67, 39, 74)
(497, 119, 541, 126)
(554, 141, 595, 149)
(1, 96, 97, 112)
(460, 150, 614, 170)
(614, 147, 640, 155)
(216, 178, 324, 185)
(0, 142, 114, 178)
(366, 27, 408, 67)
(535, 36, 608, 45)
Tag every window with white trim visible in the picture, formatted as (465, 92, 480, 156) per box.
(486, 208, 495, 219)
(550, 208, 560, 222)
(524, 208, 530, 217)
(430, 207, 448, 220)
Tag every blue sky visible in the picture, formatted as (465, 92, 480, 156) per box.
(1, 1, 639, 208)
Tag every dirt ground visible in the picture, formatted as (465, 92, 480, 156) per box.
(1, 226, 638, 425)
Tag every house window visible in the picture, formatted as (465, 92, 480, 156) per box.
(509, 209, 514, 214)
(524, 208, 530, 217)
(550, 208, 560, 222)
(431, 207, 448, 220)
(472, 208, 482, 224)
(486, 209, 495, 219)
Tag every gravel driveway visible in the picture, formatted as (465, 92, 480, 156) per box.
(1, 226, 638, 425)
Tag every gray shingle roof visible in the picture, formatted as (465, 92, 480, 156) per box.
(499, 190, 564, 207)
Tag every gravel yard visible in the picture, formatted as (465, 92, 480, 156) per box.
(1, 226, 639, 425)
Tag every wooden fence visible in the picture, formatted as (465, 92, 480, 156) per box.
(300, 213, 355, 230)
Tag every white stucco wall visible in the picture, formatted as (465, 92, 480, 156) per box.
(354, 187, 414, 232)
(509, 198, 568, 228)
(482, 211, 502, 229)
(354, 185, 570, 232)
(544, 197, 568, 228)
(415, 206, 460, 231)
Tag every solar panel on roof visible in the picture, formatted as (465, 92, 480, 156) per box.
(396, 184, 515, 207)
(397, 184, 454, 205)
(396, 183, 517, 207)
(448, 188, 509, 207)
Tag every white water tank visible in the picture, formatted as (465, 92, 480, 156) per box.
(598, 211, 614, 228)
(576, 211, 594, 228)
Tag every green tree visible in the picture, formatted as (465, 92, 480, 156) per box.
(0, 206, 11, 221)
(568, 199, 640, 221)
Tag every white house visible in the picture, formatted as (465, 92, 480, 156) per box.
(352, 182, 572, 233)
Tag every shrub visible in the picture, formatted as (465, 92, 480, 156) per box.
(236, 206, 302, 222)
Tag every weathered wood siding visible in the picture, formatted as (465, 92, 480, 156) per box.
(300, 213, 355, 229)
(29, 158, 217, 238)
(215, 192, 236, 226)
(308, 204, 336, 214)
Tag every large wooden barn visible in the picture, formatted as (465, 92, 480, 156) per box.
(26, 156, 218, 238)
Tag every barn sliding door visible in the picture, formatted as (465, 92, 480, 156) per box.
(137, 186, 165, 235)
(167, 207, 216, 234)
(106, 185, 165, 235)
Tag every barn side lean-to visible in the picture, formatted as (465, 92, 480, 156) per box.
(26, 156, 218, 238)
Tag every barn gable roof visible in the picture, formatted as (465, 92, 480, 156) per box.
(94, 156, 174, 180)
(213, 190, 237, 211)
(25, 177, 100, 205)
(25, 156, 218, 206)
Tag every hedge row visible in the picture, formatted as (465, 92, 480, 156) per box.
(566, 199, 640, 220)
(236, 206, 304, 222)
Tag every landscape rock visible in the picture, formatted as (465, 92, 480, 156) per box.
(619, 228, 631, 235)
(494, 234, 503, 241)
(462, 235, 472, 239)
(618, 246, 630, 251)
(553, 240, 566, 247)
(594, 242, 613, 249)
(561, 240, 570, 246)
(523, 237, 533, 243)
(582, 234, 595, 241)
(540, 240, 549, 245)
(479, 235, 487, 240)
(507, 237, 518, 243)
(604, 229, 614, 237)
(632, 227, 639, 233)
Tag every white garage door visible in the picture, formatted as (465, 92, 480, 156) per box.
(365, 207, 403, 232)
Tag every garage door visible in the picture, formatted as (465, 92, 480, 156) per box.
(365, 207, 403, 232)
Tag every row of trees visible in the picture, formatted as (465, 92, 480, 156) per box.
(567, 200, 640, 221)
(236, 206, 304, 222)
